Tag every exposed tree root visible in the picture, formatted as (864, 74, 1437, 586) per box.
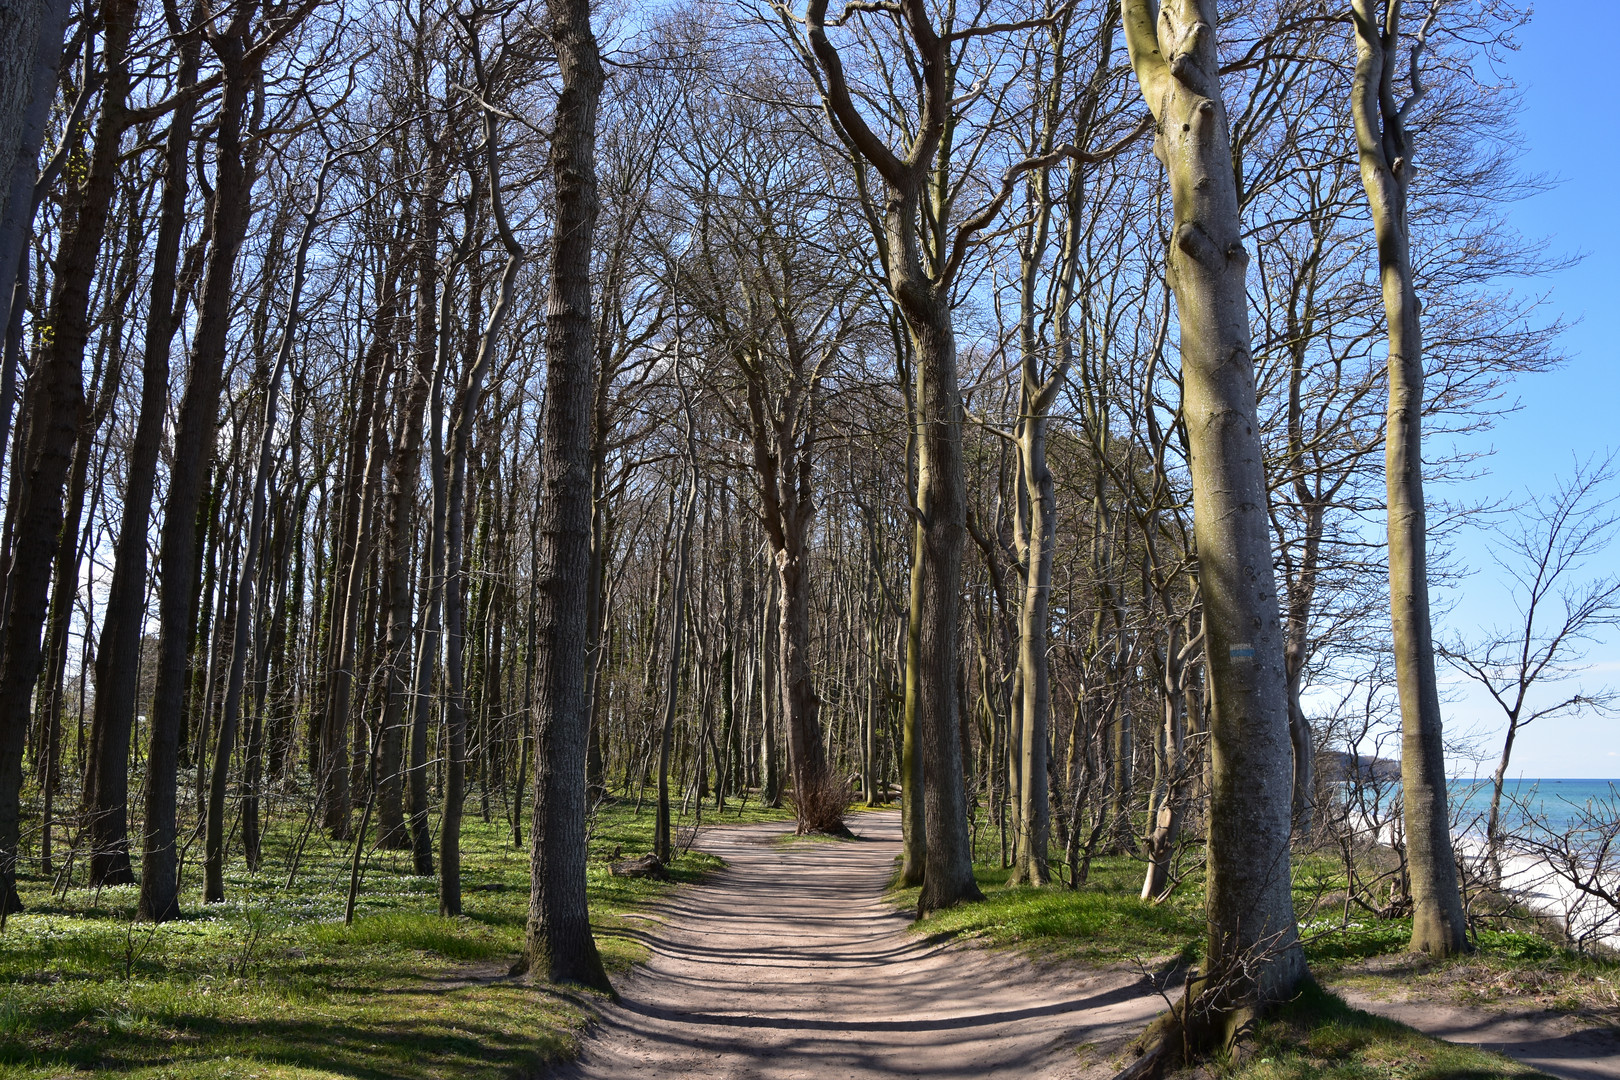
(1111, 974, 1283, 1079)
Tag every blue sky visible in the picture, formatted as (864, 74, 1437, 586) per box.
(1433, 5, 1620, 778)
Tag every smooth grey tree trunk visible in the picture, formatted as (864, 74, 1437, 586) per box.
(1123, 0, 1305, 1034)
(1350, 0, 1468, 957)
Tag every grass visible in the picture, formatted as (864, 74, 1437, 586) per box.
(0, 787, 791, 1079)
(898, 834, 1620, 1010)
(892, 859, 1205, 966)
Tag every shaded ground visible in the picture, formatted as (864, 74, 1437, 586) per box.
(1338, 981, 1620, 1080)
(550, 810, 1161, 1079)
(548, 809, 1620, 1079)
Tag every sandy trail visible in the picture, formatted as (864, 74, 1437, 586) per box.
(550, 810, 1161, 1079)
(1337, 989, 1620, 1080)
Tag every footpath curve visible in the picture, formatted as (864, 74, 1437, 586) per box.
(548, 810, 1160, 1079)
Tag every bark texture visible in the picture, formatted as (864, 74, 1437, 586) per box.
(140, 7, 261, 918)
(1122, 0, 1304, 1020)
(803, 0, 981, 916)
(522, 0, 611, 992)
(127, 12, 202, 920)
(1349, 0, 1467, 957)
(0, 0, 136, 911)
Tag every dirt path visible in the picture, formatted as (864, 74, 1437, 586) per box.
(1337, 988, 1620, 1080)
(550, 810, 1161, 1079)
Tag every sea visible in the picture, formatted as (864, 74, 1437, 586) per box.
(1446, 778, 1620, 836)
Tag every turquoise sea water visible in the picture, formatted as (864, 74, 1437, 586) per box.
(1447, 778, 1620, 834)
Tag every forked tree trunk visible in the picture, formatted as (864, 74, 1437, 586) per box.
(1122, 0, 1304, 1030)
(1349, 0, 1467, 957)
(443, 96, 521, 914)
(803, 1, 979, 915)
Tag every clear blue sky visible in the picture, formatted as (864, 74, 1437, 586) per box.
(1434, 5, 1620, 778)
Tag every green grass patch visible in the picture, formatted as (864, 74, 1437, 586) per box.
(898, 858, 1206, 966)
(0, 787, 791, 1079)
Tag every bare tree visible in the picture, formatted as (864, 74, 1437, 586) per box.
(1443, 456, 1620, 880)
(1350, 0, 1469, 959)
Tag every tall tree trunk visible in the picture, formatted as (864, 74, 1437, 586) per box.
(802, 1, 980, 916)
(1013, 417, 1055, 885)
(760, 567, 780, 807)
(1122, 0, 1304, 1030)
(653, 450, 696, 865)
(443, 94, 522, 913)
(0, 0, 138, 913)
(1350, 0, 1467, 957)
(907, 297, 980, 915)
(139, 7, 262, 919)
(410, 199, 475, 880)
(320, 282, 396, 838)
(204, 157, 323, 902)
(126, 7, 202, 921)
(377, 161, 446, 851)
(521, 0, 611, 992)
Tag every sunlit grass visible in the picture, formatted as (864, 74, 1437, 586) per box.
(0, 785, 791, 1079)
(895, 859, 1205, 966)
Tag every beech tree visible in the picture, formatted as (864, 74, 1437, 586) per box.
(1349, 0, 1468, 957)
(0, 4, 1570, 1060)
(1121, 0, 1305, 1048)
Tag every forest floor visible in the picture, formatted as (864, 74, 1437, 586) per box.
(548, 808, 1163, 1079)
(885, 817, 1620, 1079)
(544, 808, 1584, 1079)
(0, 795, 788, 1078)
(6, 798, 1619, 1078)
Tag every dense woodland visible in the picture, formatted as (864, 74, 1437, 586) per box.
(0, 0, 1579, 1053)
